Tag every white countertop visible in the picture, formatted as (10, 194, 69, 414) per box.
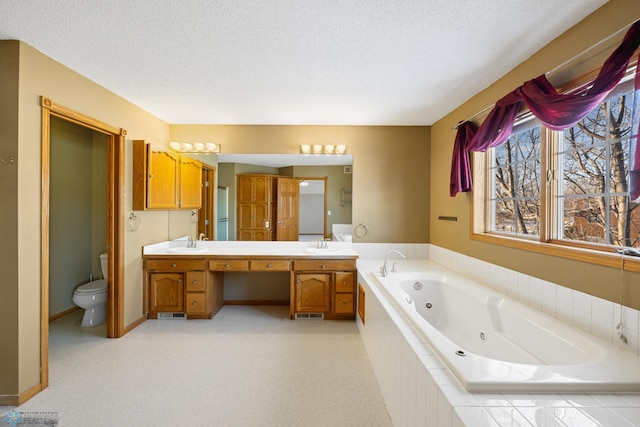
(143, 239, 358, 257)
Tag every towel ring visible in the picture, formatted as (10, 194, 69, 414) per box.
(354, 222, 368, 238)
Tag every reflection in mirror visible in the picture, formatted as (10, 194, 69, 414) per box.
(216, 154, 353, 241)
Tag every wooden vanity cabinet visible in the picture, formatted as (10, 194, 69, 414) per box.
(292, 259, 357, 320)
(294, 273, 331, 313)
(333, 271, 355, 315)
(148, 272, 184, 313)
(144, 259, 222, 319)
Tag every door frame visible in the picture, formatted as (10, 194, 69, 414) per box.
(40, 97, 126, 389)
(297, 176, 328, 238)
(197, 164, 216, 240)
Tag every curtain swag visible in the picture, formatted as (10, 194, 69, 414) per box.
(450, 20, 640, 198)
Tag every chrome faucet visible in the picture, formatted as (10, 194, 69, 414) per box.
(380, 250, 406, 277)
(187, 236, 197, 248)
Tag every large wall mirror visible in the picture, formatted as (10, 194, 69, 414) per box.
(215, 154, 353, 241)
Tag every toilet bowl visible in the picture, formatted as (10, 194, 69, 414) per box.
(72, 252, 108, 327)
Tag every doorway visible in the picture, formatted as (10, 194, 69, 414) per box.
(197, 165, 216, 240)
(40, 97, 125, 390)
(297, 177, 327, 240)
(217, 186, 229, 241)
(49, 117, 108, 328)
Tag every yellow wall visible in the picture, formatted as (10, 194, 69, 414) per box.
(170, 125, 431, 243)
(0, 40, 20, 398)
(430, 0, 640, 309)
(0, 40, 176, 397)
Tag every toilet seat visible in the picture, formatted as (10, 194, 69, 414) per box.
(75, 279, 107, 295)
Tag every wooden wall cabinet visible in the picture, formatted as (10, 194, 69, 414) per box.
(237, 174, 276, 241)
(133, 140, 202, 210)
(236, 174, 300, 241)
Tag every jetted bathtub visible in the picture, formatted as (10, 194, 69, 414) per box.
(369, 264, 640, 392)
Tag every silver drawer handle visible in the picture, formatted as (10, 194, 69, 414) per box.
(267, 263, 272, 268)
(321, 264, 327, 269)
(171, 263, 177, 268)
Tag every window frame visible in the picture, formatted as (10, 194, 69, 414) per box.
(470, 61, 640, 274)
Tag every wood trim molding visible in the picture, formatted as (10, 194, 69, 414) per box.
(49, 306, 80, 323)
(41, 97, 124, 136)
(121, 315, 148, 336)
(471, 231, 640, 273)
(40, 99, 51, 390)
(0, 382, 43, 406)
(40, 96, 128, 402)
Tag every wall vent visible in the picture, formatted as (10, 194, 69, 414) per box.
(157, 312, 187, 320)
(344, 166, 353, 174)
(295, 313, 324, 320)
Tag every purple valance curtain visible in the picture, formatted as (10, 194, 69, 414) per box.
(450, 20, 640, 197)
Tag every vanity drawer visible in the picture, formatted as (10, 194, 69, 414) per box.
(185, 293, 206, 315)
(294, 260, 356, 271)
(185, 271, 206, 292)
(209, 260, 250, 271)
(334, 293, 354, 314)
(250, 260, 291, 271)
(335, 272, 354, 293)
(145, 259, 207, 271)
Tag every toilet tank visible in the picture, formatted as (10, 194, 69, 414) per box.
(99, 252, 108, 280)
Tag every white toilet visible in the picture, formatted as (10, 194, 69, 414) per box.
(72, 252, 108, 327)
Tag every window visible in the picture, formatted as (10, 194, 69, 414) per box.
(489, 117, 542, 237)
(557, 79, 639, 248)
(474, 70, 640, 261)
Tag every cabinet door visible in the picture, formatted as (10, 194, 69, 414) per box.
(149, 273, 184, 312)
(237, 175, 255, 202)
(180, 157, 202, 209)
(295, 273, 330, 313)
(238, 202, 271, 240)
(253, 175, 270, 203)
(147, 148, 180, 209)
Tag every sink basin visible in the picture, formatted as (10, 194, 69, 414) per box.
(166, 247, 208, 254)
(303, 247, 342, 255)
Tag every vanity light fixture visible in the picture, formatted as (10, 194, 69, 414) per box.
(299, 144, 347, 156)
(169, 141, 221, 154)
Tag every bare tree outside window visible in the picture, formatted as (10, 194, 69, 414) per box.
(490, 123, 541, 236)
(560, 84, 640, 248)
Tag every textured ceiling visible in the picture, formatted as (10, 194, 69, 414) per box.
(0, 0, 607, 125)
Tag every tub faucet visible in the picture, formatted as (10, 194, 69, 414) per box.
(380, 250, 406, 277)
